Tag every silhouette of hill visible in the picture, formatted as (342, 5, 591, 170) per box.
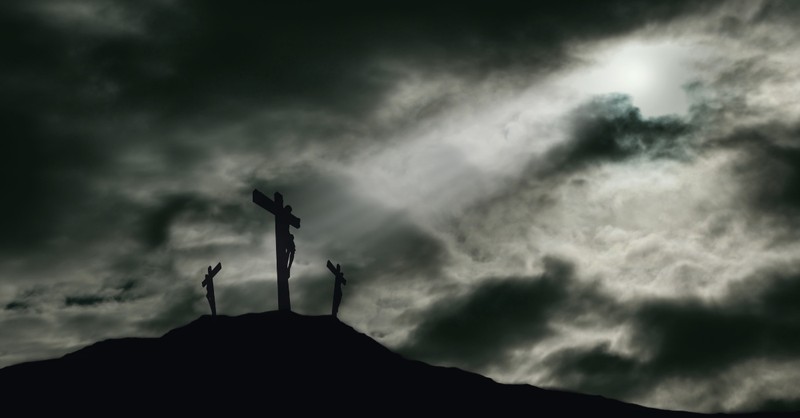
(0, 311, 792, 416)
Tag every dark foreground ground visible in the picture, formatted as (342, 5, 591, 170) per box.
(0, 311, 795, 416)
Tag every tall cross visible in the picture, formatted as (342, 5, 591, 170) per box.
(327, 260, 347, 318)
(202, 262, 222, 316)
(253, 189, 301, 311)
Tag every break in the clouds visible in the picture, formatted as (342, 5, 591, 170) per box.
(2, 0, 800, 413)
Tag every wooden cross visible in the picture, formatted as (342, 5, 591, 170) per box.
(253, 189, 301, 311)
(327, 260, 347, 318)
(202, 262, 222, 316)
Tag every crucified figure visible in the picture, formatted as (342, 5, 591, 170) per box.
(286, 232, 296, 278)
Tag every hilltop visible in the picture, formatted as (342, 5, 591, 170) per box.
(0, 311, 791, 416)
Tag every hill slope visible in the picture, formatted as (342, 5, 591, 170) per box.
(0, 311, 792, 416)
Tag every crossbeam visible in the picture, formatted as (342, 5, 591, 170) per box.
(207, 262, 222, 278)
(252, 190, 300, 228)
(327, 260, 342, 277)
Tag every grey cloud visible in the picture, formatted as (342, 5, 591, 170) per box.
(739, 137, 800, 216)
(444, 94, 696, 259)
(99, 259, 169, 301)
(292, 273, 334, 316)
(399, 257, 616, 370)
(753, 398, 800, 414)
(752, 1, 800, 25)
(699, 121, 800, 232)
(544, 264, 800, 410)
(138, 281, 205, 333)
(215, 280, 278, 317)
(59, 311, 129, 342)
(0, 315, 66, 366)
(545, 343, 646, 401)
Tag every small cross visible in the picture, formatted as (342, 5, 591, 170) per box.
(327, 260, 347, 318)
(202, 262, 222, 316)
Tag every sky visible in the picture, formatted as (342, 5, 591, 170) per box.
(2, 0, 800, 412)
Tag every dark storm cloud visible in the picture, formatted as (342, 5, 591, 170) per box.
(752, 0, 800, 24)
(400, 257, 618, 370)
(538, 94, 693, 177)
(8, 1, 712, 116)
(714, 123, 800, 223)
(138, 191, 260, 249)
(4, 301, 29, 311)
(2, 0, 719, 126)
(63, 280, 141, 307)
(546, 343, 645, 400)
(545, 264, 800, 406)
(2, 287, 46, 312)
(348, 220, 449, 280)
(0, 110, 107, 254)
(64, 295, 106, 307)
(753, 398, 800, 414)
(140, 195, 199, 249)
(0, 0, 716, 261)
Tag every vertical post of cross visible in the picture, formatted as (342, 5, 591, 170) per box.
(253, 189, 301, 311)
(273, 192, 290, 311)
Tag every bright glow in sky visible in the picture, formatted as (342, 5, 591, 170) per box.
(560, 40, 705, 116)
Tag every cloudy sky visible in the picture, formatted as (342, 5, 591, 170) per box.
(3, 0, 800, 412)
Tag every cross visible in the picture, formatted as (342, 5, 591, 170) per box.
(253, 189, 301, 311)
(327, 260, 347, 318)
(202, 262, 222, 316)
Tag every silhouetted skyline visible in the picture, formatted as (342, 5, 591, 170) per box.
(6, 311, 769, 416)
(2, 1, 800, 413)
